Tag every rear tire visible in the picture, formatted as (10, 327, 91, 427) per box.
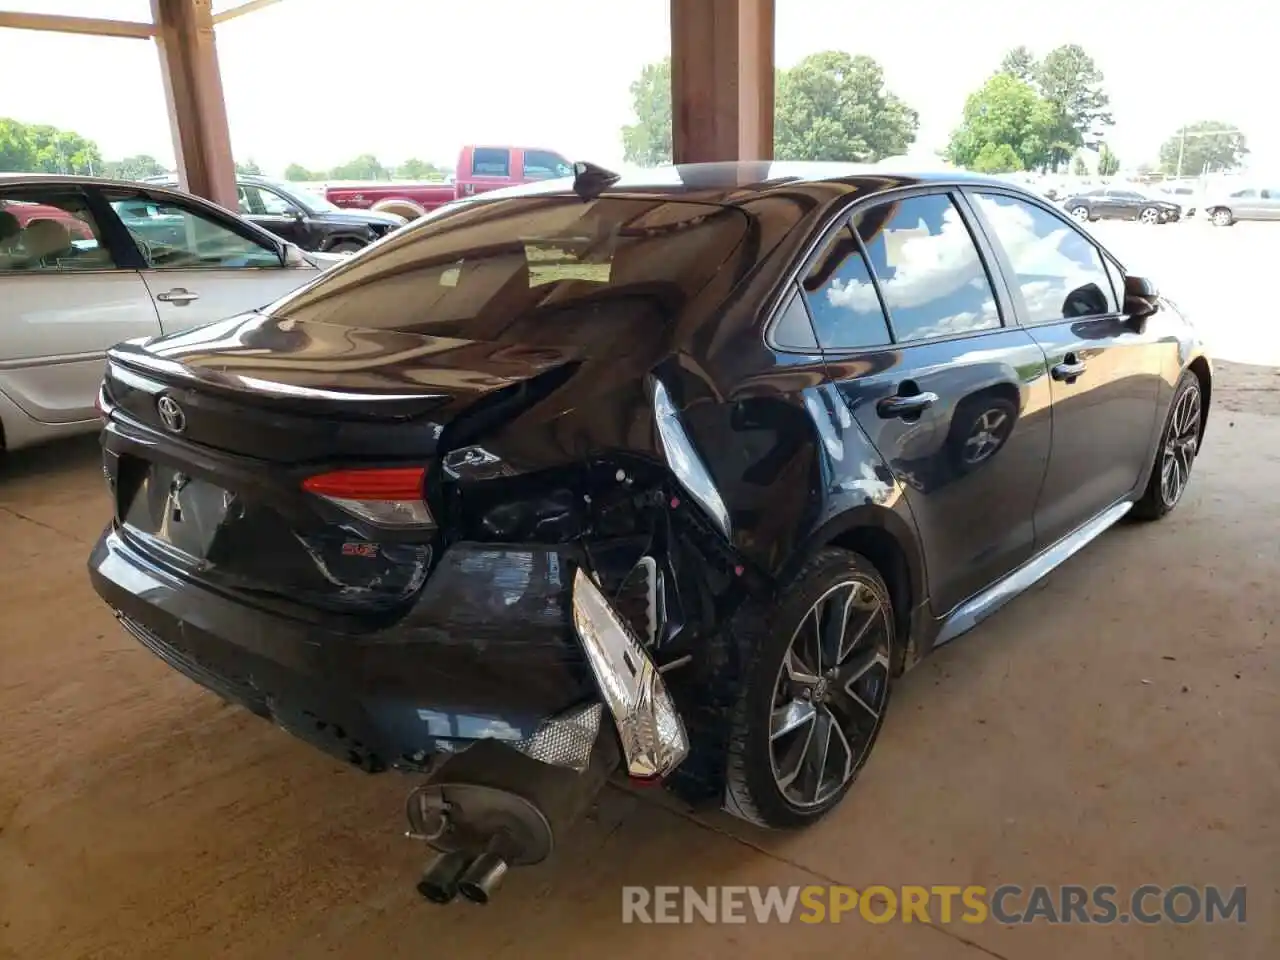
(723, 548, 895, 829)
(1131, 371, 1202, 521)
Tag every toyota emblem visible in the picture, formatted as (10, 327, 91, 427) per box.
(157, 395, 187, 434)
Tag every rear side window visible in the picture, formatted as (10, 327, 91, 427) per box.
(266, 196, 751, 354)
(855, 193, 1001, 343)
(471, 148, 511, 177)
(973, 192, 1117, 323)
(0, 191, 114, 272)
(800, 224, 891, 350)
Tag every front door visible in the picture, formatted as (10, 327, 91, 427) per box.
(0, 186, 160, 423)
(104, 190, 318, 334)
(803, 190, 1053, 616)
(240, 184, 309, 246)
(967, 190, 1162, 546)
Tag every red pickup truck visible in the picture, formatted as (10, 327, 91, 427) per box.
(324, 144, 574, 220)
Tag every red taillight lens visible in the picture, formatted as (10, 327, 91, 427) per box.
(302, 467, 434, 528)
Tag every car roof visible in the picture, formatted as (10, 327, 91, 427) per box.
(466, 161, 1036, 207)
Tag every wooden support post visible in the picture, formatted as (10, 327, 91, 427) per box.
(670, 0, 775, 164)
(151, 0, 237, 209)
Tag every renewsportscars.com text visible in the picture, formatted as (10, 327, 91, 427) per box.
(621, 884, 1247, 925)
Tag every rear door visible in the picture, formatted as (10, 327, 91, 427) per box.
(967, 189, 1162, 546)
(0, 184, 160, 424)
(458, 147, 513, 198)
(806, 189, 1052, 616)
(104, 188, 319, 333)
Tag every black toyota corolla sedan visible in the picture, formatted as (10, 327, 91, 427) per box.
(89, 162, 1210, 903)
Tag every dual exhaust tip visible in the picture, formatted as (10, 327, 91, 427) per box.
(417, 850, 510, 905)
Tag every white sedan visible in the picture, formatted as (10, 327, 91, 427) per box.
(0, 174, 344, 453)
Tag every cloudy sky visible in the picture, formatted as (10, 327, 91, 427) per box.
(0, 0, 1273, 176)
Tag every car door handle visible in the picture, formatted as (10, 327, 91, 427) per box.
(1051, 354, 1087, 381)
(156, 287, 199, 305)
(877, 391, 939, 419)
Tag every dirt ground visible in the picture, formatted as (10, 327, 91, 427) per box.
(1, 361, 1277, 959)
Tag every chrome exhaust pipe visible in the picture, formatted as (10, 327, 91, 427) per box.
(416, 850, 471, 904)
(456, 851, 510, 904)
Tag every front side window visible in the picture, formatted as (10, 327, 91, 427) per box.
(471, 148, 511, 178)
(244, 186, 298, 216)
(854, 193, 1001, 343)
(0, 192, 114, 272)
(523, 150, 573, 181)
(973, 192, 1117, 324)
(109, 195, 280, 269)
(1230, 188, 1256, 198)
(800, 224, 891, 350)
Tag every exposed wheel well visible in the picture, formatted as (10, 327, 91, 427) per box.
(1188, 356, 1212, 438)
(827, 526, 913, 673)
(372, 199, 426, 220)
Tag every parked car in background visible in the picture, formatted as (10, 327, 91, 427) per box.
(0, 174, 341, 453)
(146, 175, 406, 253)
(90, 163, 1210, 904)
(1202, 185, 1280, 225)
(324, 144, 574, 220)
(1063, 187, 1182, 224)
(1153, 182, 1200, 218)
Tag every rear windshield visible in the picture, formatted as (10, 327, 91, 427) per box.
(266, 196, 751, 351)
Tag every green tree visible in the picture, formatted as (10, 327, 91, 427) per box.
(945, 73, 1054, 171)
(284, 163, 323, 181)
(102, 154, 166, 180)
(1072, 156, 1089, 176)
(774, 51, 918, 162)
(1, 121, 104, 174)
(329, 154, 388, 180)
(396, 158, 444, 179)
(1097, 143, 1120, 176)
(1036, 44, 1114, 169)
(1158, 122, 1248, 175)
(999, 45, 1038, 84)
(236, 158, 263, 175)
(621, 57, 672, 166)
(971, 142, 1024, 173)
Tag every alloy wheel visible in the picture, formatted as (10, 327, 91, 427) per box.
(1160, 383, 1201, 507)
(1140, 207, 1160, 224)
(962, 408, 1009, 464)
(768, 580, 892, 808)
(1070, 206, 1089, 221)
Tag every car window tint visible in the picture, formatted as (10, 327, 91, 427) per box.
(854, 193, 1001, 343)
(800, 224, 891, 349)
(108, 196, 279, 269)
(773, 286, 819, 350)
(973, 192, 1117, 323)
(523, 150, 573, 181)
(471, 148, 511, 177)
(0, 192, 115, 272)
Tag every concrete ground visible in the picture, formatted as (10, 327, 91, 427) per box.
(1, 222, 1277, 959)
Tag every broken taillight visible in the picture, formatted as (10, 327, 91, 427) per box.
(302, 467, 434, 528)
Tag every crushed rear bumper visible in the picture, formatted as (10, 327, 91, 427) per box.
(90, 527, 687, 778)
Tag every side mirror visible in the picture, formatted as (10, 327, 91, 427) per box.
(280, 242, 308, 268)
(1124, 274, 1160, 319)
